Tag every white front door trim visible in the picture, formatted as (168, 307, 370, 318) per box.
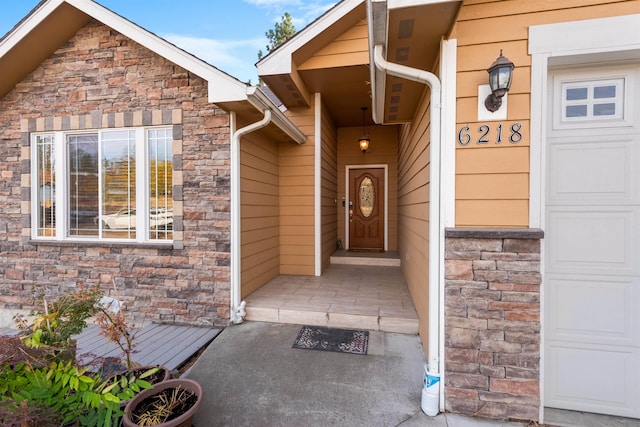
(529, 13, 640, 423)
(344, 164, 388, 251)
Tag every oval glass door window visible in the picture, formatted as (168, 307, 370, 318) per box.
(359, 177, 375, 218)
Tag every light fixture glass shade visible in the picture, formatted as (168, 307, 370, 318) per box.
(487, 51, 514, 93)
(485, 50, 514, 112)
(359, 136, 370, 153)
(358, 106, 370, 154)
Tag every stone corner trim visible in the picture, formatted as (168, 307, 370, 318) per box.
(444, 228, 542, 422)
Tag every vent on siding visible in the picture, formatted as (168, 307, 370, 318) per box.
(398, 19, 414, 39)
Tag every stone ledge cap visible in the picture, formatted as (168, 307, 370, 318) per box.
(445, 228, 544, 239)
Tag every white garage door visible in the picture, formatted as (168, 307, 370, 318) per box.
(545, 63, 640, 418)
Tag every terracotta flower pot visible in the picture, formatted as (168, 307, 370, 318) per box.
(123, 378, 203, 427)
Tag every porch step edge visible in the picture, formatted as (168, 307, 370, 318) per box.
(244, 306, 418, 335)
(330, 256, 401, 267)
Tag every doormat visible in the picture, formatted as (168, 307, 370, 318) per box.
(292, 325, 369, 355)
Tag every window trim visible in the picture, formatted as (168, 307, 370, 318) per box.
(30, 126, 174, 244)
(552, 67, 635, 131)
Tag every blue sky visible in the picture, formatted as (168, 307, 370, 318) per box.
(0, 0, 338, 84)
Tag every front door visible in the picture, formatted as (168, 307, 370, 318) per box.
(349, 168, 384, 250)
(544, 64, 640, 418)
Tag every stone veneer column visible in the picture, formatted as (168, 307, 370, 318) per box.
(444, 228, 544, 422)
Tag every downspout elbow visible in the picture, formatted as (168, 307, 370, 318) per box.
(373, 44, 441, 109)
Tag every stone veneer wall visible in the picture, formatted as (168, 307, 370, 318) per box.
(444, 228, 544, 421)
(0, 20, 231, 326)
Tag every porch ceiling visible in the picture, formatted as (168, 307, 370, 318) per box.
(259, 0, 460, 128)
(370, 0, 461, 124)
(258, 0, 371, 128)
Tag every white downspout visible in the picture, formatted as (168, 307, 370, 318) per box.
(230, 109, 272, 324)
(373, 44, 442, 373)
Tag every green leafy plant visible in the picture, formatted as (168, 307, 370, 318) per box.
(15, 286, 102, 352)
(0, 360, 155, 427)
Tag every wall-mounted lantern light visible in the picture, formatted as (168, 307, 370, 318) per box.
(484, 50, 514, 112)
(358, 106, 370, 154)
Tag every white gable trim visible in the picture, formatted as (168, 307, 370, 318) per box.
(529, 14, 640, 58)
(257, 0, 363, 76)
(1, 0, 248, 103)
(0, 1, 56, 53)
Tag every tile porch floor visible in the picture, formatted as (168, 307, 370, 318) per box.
(244, 251, 419, 334)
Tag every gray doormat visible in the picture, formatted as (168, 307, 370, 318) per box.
(292, 325, 369, 355)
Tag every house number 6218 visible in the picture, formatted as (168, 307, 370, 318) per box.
(457, 122, 523, 146)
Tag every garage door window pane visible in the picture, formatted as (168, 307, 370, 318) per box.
(594, 85, 616, 99)
(561, 78, 624, 123)
(594, 103, 617, 116)
(567, 105, 588, 118)
(567, 87, 588, 100)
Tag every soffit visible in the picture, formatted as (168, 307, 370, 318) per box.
(300, 66, 373, 127)
(0, 3, 91, 100)
(381, 1, 460, 123)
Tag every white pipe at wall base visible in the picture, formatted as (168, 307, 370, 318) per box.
(373, 44, 443, 414)
(230, 110, 272, 324)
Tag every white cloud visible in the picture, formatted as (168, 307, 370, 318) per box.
(163, 34, 263, 83)
(243, 0, 302, 8)
(298, 2, 337, 23)
(244, 0, 337, 28)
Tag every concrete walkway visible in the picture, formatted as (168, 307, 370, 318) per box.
(185, 321, 527, 427)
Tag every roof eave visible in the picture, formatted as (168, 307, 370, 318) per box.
(247, 87, 307, 145)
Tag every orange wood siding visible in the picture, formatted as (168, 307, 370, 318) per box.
(240, 132, 280, 298)
(336, 125, 399, 251)
(298, 19, 369, 70)
(320, 100, 338, 270)
(280, 105, 316, 275)
(452, 0, 638, 227)
(397, 88, 432, 340)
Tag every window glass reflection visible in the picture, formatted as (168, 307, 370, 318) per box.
(68, 134, 99, 237)
(593, 103, 616, 116)
(566, 105, 588, 118)
(148, 128, 173, 240)
(594, 85, 616, 99)
(37, 135, 56, 237)
(102, 130, 136, 239)
(566, 87, 588, 101)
